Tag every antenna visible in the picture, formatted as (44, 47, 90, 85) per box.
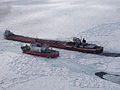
(80, 36, 82, 40)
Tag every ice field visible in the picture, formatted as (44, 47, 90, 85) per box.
(0, 0, 120, 90)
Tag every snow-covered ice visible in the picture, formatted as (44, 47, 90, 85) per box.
(0, 0, 120, 90)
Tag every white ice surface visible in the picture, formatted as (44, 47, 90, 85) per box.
(0, 0, 120, 90)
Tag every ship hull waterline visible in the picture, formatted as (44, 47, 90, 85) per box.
(22, 51, 59, 58)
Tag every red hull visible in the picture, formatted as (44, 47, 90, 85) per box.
(23, 51, 59, 58)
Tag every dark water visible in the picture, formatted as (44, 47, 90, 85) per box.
(98, 52, 120, 57)
(95, 71, 120, 84)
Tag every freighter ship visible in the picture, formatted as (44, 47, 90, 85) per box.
(4, 30, 103, 54)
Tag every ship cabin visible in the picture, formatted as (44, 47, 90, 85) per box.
(4, 30, 14, 36)
(67, 37, 100, 49)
